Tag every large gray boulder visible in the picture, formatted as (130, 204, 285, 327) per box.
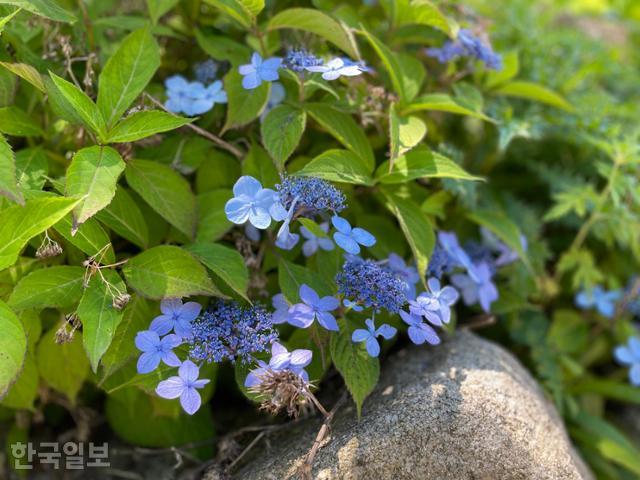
(231, 331, 592, 480)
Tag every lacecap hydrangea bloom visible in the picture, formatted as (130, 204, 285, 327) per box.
(276, 175, 346, 216)
(239, 52, 282, 89)
(189, 299, 278, 364)
(150, 298, 201, 338)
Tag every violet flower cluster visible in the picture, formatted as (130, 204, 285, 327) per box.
(426, 28, 502, 70)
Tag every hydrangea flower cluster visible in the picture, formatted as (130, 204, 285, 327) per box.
(426, 28, 502, 70)
(164, 74, 227, 116)
(276, 175, 346, 215)
(336, 257, 408, 314)
(189, 300, 278, 364)
(239, 49, 369, 90)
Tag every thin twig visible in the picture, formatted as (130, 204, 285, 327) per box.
(462, 314, 497, 330)
(143, 93, 244, 159)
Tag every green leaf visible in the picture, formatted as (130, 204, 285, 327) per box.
(125, 159, 197, 239)
(296, 149, 374, 186)
(0, 6, 20, 34)
(360, 27, 407, 103)
(97, 28, 160, 127)
(15, 147, 47, 191)
(242, 143, 279, 186)
(0, 133, 23, 204)
(397, 0, 453, 35)
(0, 0, 76, 23)
(101, 296, 156, 378)
(95, 186, 149, 249)
(186, 242, 249, 302)
(260, 105, 306, 171)
(145, 0, 178, 24)
(0, 352, 37, 409)
(278, 259, 333, 303)
(484, 51, 519, 89)
(65, 146, 125, 231)
(569, 378, 640, 405)
(8, 266, 85, 310)
(330, 320, 379, 416)
(546, 310, 587, 354)
(389, 103, 426, 165)
(403, 93, 494, 121)
(305, 103, 374, 171)
(382, 190, 435, 283)
(196, 190, 233, 242)
(466, 209, 530, 270)
(194, 30, 251, 66)
(53, 215, 116, 264)
(36, 326, 90, 403)
(122, 245, 221, 299)
(222, 69, 270, 131)
(106, 111, 192, 143)
(375, 146, 482, 184)
(298, 218, 327, 239)
(78, 269, 126, 373)
(0, 196, 80, 271)
(0, 299, 26, 399)
(49, 72, 107, 139)
(203, 0, 253, 28)
(267, 8, 357, 58)
(0, 61, 45, 92)
(492, 81, 574, 112)
(0, 106, 43, 137)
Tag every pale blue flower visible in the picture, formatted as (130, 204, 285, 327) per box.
(301, 222, 334, 257)
(149, 298, 201, 338)
(614, 336, 640, 386)
(352, 318, 397, 357)
(203, 80, 227, 105)
(288, 284, 340, 331)
(225, 176, 287, 229)
(272, 294, 291, 324)
(156, 360, 210, 415)
(438, 231, 476, 275)
(399, 310, 440, 346)
(409, 278, 459, 325)
(239, 53, 282, 89)
(245, 342, 312, 387)
(387, 253, 420, 300)
(135, 330, 182, 374)
(332, 216, 376, 255)
(305, 58, 364, 81)
(165, 75, 212, 116)
(451, 262, 498, 313)
(575, 286, 622, 319)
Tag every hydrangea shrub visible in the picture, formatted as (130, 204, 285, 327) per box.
(0, 0, 639, 476)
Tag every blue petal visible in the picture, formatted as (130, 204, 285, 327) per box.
(137, 351, 161, 374)
(365, 337, 380, 357)
(331, 215, 351, 234)
(225, 197, 251, 225)
(248, 207, 272, 229)
(352, 329, 370, 343)
(351, 227, 376, 247)
(334, 232, 360, 255)
(242, 72, 261, 89)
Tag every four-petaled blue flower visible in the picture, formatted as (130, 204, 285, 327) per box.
(305, 57, 365, 81)
(135, 330, 182, 374)
(164, 75, 226, 116)
(399, 310, 441, 346)
(332, 216, 376, 255)
(451, 262, 498, 313)
(575, 286, 622, 319)
(288, 284, 340, 331)
(150, 298, 202, 338)
(245, 342, 313, 387)
(225, 176, 287, 229)
(271, 293, 291, 325)
(614, 336, 640, 387)
(239, 53, 282, 89)
(156, 360, 210, 415)
(203, 80, 227, 105)
(410, 278, 459, 325)
(352, 318, 397, 357)
(438, 231, 475, 272)
(300, 223, 334, 257)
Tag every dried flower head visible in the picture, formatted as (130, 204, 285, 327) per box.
(112, 293, 131, 311)
(36, 241, 63, 259)
(249, 369, 312, 418)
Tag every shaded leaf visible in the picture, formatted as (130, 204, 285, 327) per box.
(8, 266, 85, 310)
(0, 299, 26, 398)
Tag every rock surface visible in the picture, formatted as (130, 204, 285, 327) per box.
(231, 331, 593, 480)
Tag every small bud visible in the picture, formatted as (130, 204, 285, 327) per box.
(36, 241, 63, 259)
(112, 293, 131, 311)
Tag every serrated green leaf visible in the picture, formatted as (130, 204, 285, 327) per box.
(0, 106, 43, 136)
(15, 147, 47, 191)
(78, 269, 126, 373)
(97, 28, 160, 127)
(382, 190, 434, 284)
(203, 0, 252, 28)
(261, 105, 306, 171)
(0, 352, 37, 409)
(222, 69, 270, 131)
(125, 159, 197, 239)
(186, 242, 249, 301)
(106, 110, 192, 143)
(0, 0, 76, 23)
(389, 102, 426, 165)
(53, 214, 116, 264)
(267, 8, 357, 58)
(49, 72, 107, 139)
(0, 299, 26, 398)
(0, 61, 45, 92)
(403, 93, 494, 121)
(0, 196, 80, 270)
(0, 133, 23, 204)
(95, 186, 149, 248)
(492, 81, 574, 112)
(375, 146, 482, 184)
(330, 320, 379, 417)
(122, 245, 221, 299)
(196, 189, 233, 242)
(296, 149, 374, 186)
(305, 103, 374, 171)
(8, 266, 85, 310)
